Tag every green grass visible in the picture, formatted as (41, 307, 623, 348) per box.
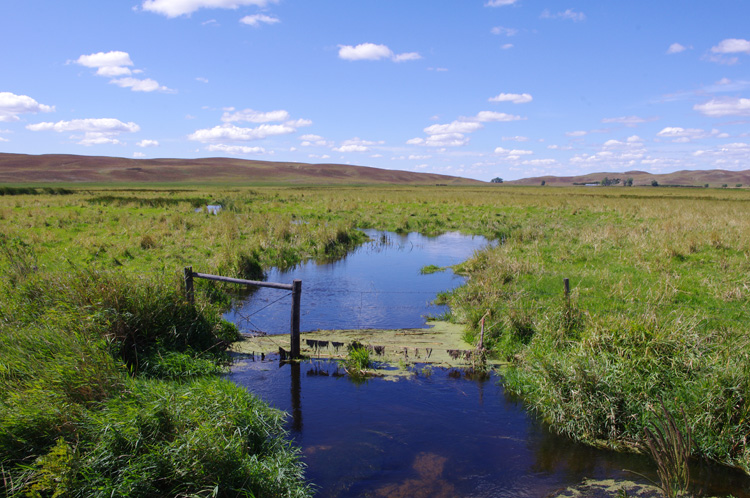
(3, 184, 750, 491)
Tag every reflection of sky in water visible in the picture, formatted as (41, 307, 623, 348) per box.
(224, 230, 492, 334)
(229, 360, 670, 498)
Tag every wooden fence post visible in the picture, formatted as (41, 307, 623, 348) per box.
(184, 266, 194, 304)
(564, 277, 570, 302)
(290, 279, 302, 359)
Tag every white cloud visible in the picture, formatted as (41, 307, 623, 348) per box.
(466, 111, 524, 122)
(137, 139, 159, 147)
(666, 43, 687, 54)
(657, 126, 722, 142)
(299, 134, 331, 147)
(393, 52, 422, 62)
(206, 144, 265, 154)
(693, 98, 750, 117)
(566, 130, 587, 137)
(240, 14, 280, 27)
(601, 115, 653, 127)
(495, 146, 533, 157)
(0, 92, 55, 122)
(424, 121, 483, 135)
(501, 43, 514, 50)
(188, 123, 295, 142)
(196, 77, 209, 83)
(27, 118, 139, 134)
(110, 77, 171, 92)
(488, 92, 532, 104)
(75, 51, 134, 74)
(334, 144, 368, 152)
(502, 136, 529, 142)
(133, 152, 146, 158)
(485, 0, 518, 6)
(540, 9, 586, 22)
(407, 133, 469, 147)
(141, 0, 277, 18)
(221, 108, 290, 123)
(76, 51, 172, 92)
(338, 43, 420, 62)
(711, 38, 750, 54)
(491, 26, 518, 36)
(27, 118, 139, 146)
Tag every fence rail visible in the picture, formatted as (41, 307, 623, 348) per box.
(184, 266, 302, 359)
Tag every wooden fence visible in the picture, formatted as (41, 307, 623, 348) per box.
(183, 266, 302, 359)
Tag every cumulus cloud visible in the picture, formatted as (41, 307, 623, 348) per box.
(75, 51, 172, 92)
(494, 146, 533, 158)
(0, 92, 55, 122)
(206, 144, 265, 154)
(111, 77, 171, 92)
(694, 98, 750, 117)
(221, 108, 290, 123)
(137, 139, 159, 147)
(333, 137, 382, 152)
(488, 92, 532, 104)
(27, 118, 139, 134)
(75, 51, 134, 76)
(240, 14, 280, 27)
(26, 118, 139, 146)
(502, 136, 529, 142)
(711, 38, 750, 54)
(188, 123, 295, 142)
(657, 126, 723, 142)
(299, 134, 331, 147)
(485, 0, 518, 6)
(424, 121, 483, 135)
(141, 0, 277, 18)
(666, 43, 688, 54)
(338, 43, 421, 62)
(465, 111, 524, 122)
(540, 9, 586, 22)
(407, 133, 469, 147)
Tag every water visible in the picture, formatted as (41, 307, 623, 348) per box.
(226, 230, 750, 496)
(225, 230, 491, 334)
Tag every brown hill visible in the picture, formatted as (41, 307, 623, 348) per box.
(0, 153, 484, 185)
(507, 169, 750, 188)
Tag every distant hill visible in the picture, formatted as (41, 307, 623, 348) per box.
(0, 153, 484, 185)
(507, 169, 750, 188)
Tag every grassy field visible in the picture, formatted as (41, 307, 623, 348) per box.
(2, 184, 750, 494)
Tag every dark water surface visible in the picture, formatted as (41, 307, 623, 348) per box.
(224, 230, 491, 334)
(226, 231, 750, 497)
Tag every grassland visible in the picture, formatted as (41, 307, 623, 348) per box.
(2, 184, 750, 494)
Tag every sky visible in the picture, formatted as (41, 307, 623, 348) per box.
(2, 1, 750, 181)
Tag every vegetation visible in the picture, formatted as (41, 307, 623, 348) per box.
(3, 184, 750, 493)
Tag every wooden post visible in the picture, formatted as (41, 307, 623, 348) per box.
(564, 278, 570, 302)
(290, 279, 302, 359)
(184, 266, 194, 304)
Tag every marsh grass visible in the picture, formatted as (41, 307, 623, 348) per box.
(4, 184, 750, 487)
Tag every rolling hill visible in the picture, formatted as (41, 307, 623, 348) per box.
(0, 153, 484, 185)
(507, 169, 750, 188)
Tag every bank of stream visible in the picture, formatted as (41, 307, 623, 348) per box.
(225, 231, 750, 497)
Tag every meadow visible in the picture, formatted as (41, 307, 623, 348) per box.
(1, 184, 750, 495)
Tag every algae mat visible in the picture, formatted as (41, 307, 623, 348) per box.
(230, 321, 502, 369)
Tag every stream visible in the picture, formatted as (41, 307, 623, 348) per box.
(226, 230, 750, 497)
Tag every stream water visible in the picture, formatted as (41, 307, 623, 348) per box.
(227, 230, 750, 497)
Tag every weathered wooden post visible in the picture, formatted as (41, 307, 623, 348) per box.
(290, 279, 302, 359)
(564, 278, 570, 302)
(184, 266, 194, 304)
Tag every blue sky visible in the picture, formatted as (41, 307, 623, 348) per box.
(2, 1, 750, 181)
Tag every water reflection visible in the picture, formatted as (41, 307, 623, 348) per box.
(224, 230, 491, 334)
(230, 358, 668, 498)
